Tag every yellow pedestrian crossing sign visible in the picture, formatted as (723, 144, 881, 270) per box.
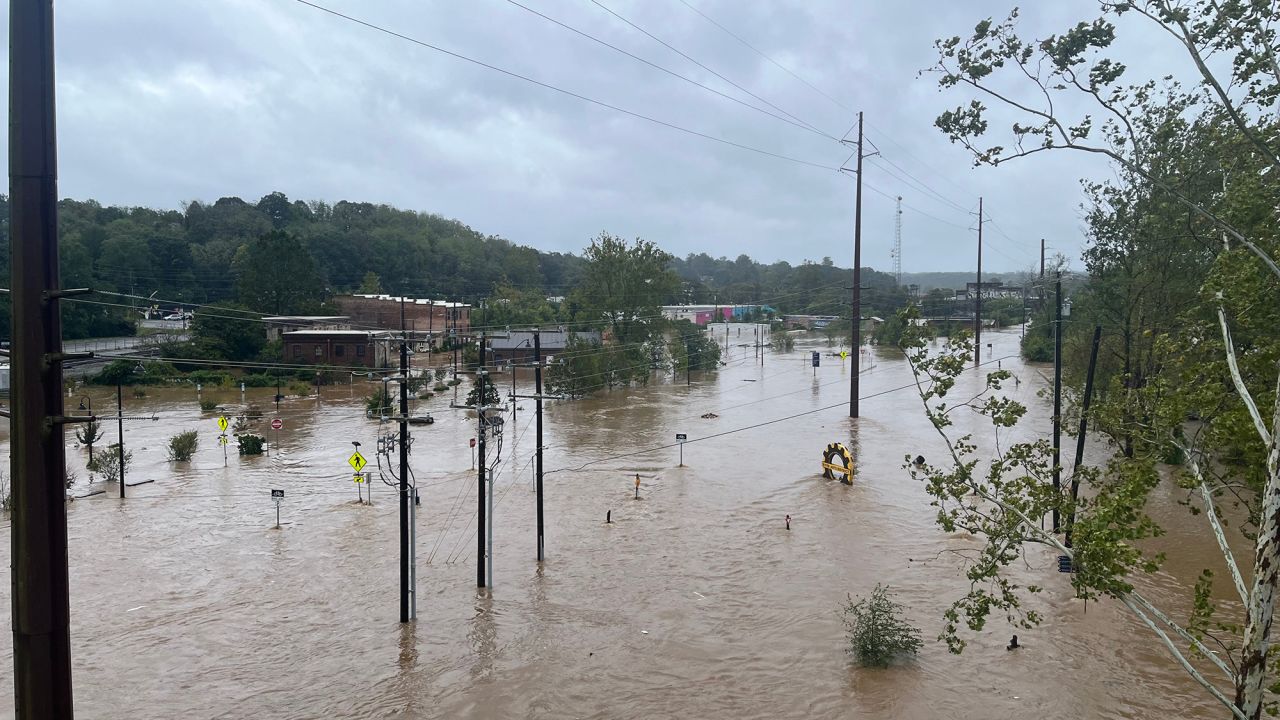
(348, 451, 367, 472)
(839, 350, 849, 360)
(217, 416, 229, 432)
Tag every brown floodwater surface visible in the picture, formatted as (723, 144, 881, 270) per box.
(0, 330, 1241, 718)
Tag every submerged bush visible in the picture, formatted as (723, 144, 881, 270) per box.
(167, 430, 199, 462)
(199, 397, 219, 412)
(841, 584, 922, 667)
(237, 434, 265, 456)
(87, 444, 133, 484)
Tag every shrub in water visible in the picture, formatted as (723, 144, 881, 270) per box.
(87, 443, 132, 484)
(199, 398, 219, 412)
(167, 430, 199, 462)
(237, 434, 265, 456)
(841, 584, 922, 667)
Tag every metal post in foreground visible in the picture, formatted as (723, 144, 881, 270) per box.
(850, 111, 863, 418)
(477, 336, 488, 588)
(10, 0, 75, 713)
(1052, 271, 1063, 533)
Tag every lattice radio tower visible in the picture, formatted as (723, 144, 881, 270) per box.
(891, 195, 903, 285)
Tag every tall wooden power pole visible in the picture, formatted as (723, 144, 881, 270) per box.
(850, 111, 864, 418)
(974, 197, 983, 365)
(11, 0, 75, 715)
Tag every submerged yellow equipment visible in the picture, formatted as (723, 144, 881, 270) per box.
(821, 442, 855, 484)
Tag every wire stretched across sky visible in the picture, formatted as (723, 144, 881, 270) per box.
(291, 0, 842, 172)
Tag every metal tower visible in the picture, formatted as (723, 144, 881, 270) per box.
(891, 195, 903, 285)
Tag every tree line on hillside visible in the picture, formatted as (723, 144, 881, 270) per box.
(0, 193, 911, 340)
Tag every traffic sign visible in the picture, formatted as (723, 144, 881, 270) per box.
(218, 434, 229, 446)
(271, 488, 284, 499)
(353, 473, 364, 484)
(469, 437, 477, 448)
(839, 350, 848, 360)
(811, 351, 820, 367)
(675, 433, 687, 441)
(217, 416, 229, 432)
(271, 417, 283, 430)
(348, 450, 367, 472)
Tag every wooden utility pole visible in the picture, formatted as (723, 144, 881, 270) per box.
(10, 0, 75, 714)
(850, 111, 864, 418)
(974, 197, 983, 365)
(1066, 325, 1102, 548)
(1052, 271, 1063, 532)
(477, 336, 487, 588)
(534, 331, 544, 562)
(399, 301, 411, 621)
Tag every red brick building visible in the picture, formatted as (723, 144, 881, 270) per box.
(333, 295, 470, 345)
(282, 330, 393, 368)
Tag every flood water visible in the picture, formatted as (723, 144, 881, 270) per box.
(0, 328, 1241, 718)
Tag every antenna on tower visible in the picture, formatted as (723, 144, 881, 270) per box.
(891, 195, 903, 285)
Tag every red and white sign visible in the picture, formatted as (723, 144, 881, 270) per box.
(271, 417, 284, 430)
(469, 437, 476, 448)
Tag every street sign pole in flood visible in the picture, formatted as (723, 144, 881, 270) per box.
(271, 488, 284, 528)
(676, 433, 687, 467)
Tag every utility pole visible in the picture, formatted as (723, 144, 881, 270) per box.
(974, 197, 983, 366)
(850, 110, 864, 418)
(116, 382, 125, 498)
(534, 331, 544, 562)
(1066, 325, 1102, 548)
(477, 335, 487, 588)
(892, 195, 903, 285)
(11, 0, 75, 714)
(1052, 271, 1063, 533)
(399, 302, 411, 622)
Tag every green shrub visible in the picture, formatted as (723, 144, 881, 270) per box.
(132, 387, 147, 398)
(841, 584, 922, 667)
(167, 430, 199, 462)
(366, 387, 393, 416)
(237, 434, 265, 456)
(199, 398, 219, 412)
(87, 444, 132, 483)
(287, 381, 312, 397)
(432, 382, 448, 392)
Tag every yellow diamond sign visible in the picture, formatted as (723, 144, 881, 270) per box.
(839, 351, 849, 360)
(217, 416, 229, 432)
(348, 451, 367, 473)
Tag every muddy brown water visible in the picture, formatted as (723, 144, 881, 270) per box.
(0, 330, 1242, 718)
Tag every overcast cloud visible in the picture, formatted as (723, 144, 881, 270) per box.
(2, 1, 1195, 272)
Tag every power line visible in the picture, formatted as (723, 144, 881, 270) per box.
(291, 0, 841, 172)
(500, 0, 833, 142)
(673, 0, 853, 114)
(589, 0, 837, 140)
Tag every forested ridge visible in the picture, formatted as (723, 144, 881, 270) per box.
(0, 192, 906, 339)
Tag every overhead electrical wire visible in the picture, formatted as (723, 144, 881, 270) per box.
(291, 0, 842, 172)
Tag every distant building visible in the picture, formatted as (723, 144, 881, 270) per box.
(263, 315, 351, 342)
(282, 330, 394, 368)
(487, 329, 602, 366)
(781, 314, 840, 330)
(660, 304, 771, 326)
(961, 281, 1023, 300)
(333, 295, 471, 346)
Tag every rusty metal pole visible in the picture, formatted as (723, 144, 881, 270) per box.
(10, 0, 75, 715)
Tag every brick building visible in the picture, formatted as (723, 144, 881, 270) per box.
(282, 330, 394, 368)
(333, 295, 470, 345)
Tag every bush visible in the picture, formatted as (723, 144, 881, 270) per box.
(771, 334, 796, 351)
(87, 444, 132, 484)
(287, 381, 312, 397)
(433, 382, 448, 392)
(132, 387, 147, 399)
(167, 430, 199, 462)
(841, 584, 922, 667)
(199, 398, 219, 412)
(237, 434, 265, 456)
(187, 369, 233, 387)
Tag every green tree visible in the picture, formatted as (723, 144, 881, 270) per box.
(357, 271, 383, 294)
(233, 230, 324, 314)
(188, 303, 267, 362)
(575, 232, 678, 345)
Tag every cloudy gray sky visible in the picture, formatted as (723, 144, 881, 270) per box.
(6, 1, 1191, 272)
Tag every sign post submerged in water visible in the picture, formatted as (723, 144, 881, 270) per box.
(271, 489, 283, 528)
(676, 433, 687, 466)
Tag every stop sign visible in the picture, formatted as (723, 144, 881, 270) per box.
(469, 437, 476, 448)
(271, 417, 283, 430)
